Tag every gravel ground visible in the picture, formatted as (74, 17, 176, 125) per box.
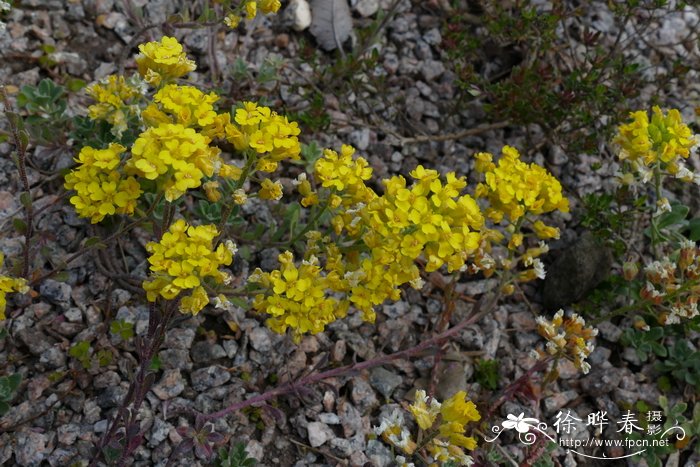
(1, 0, 700, 466)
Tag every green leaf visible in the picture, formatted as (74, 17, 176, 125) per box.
(83, 237, 106, 249)
(688, 218, 700, 241)
(0, 401, 9, 416)
(12, 218, 27, 234)
(19, 192, 32, 208)
(66, 78, 87, 92)
(656, 204, 689, 230)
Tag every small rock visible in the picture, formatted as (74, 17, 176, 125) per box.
(597, 321, 623, 343)
(39, 279, 72, 310)
(338, 398, 364, 437)
(152, 369, 185, 400)
(580, 368, 622, 397)
(544, 390, 579, 414)
(435, 362, 468, 400)
(64, 307, 83, 323)
(307, 421, 334, 447)
(588, 346, 612, 366)
(17, 328, 52, 355)
(58, 423, 80, 445)
(349, 128, 371, 151)
(420, 59, 445, 81)
(621, 347, 642, 366)
(318, 413, 340, 424)
(222, 340, 238, 359)
(40, 346, 67, 368)
(249, 327, 272, 353)
(97, 386, 128, 409)
(355, 0, 379, 17)
(159, 349, 193, 371)
(164, 328, 196, 350)
(191, 366, 231, 391)
(365, 439, 393, 467)
(284, 0, 312, 31)
(329, 437, 353, 457)
(350, 377, 379, 414)
(369, 367, 402, 399)
(423, 28, 442, 46)
(149, 418, 171, 447)
(191, 341, 227, 364)
(543, 232, 613, 310)
(15, 430, 49, 465)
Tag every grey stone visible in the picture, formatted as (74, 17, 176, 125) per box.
(249, 327, 272, 353)
(57, 423, 80, 445)
(40, 346, 66, 368)
(544, 390, 579, 414)
(164, 328, 195, 350)
(96, 385, 128, 408)
(366, 439, 393, 467)
(222, 340, 239, 358)
(17, 328, 52, 355)
(436, 362, 469, 400)
(149, 418, 171, 447)
(15, 430, 49, 466)
(159, 349, 193, 371)
(621, 347, 642, 366)
(423, 28, 442, 46)
(369, 367, 402, 399)
(318, 412, 340, 424)
(588, 346, 612, 366)
(420, 59, 445, 81)
(580, 368, 622, 397)
(64, 307, 82, 323)
(382, 301, 408, 319)
(191, 366, 231, 391)
(307, 421, 334, 447)
(191, 341, 227, 363)
(349, 128, 371, 151)
(338, 398, 364, 437)
(329, 437, 353, 457)
(39, 279, 72, 310)
(543, 232, 613, 310)
(350, 378, 379, 414)
(284, 0, 312, 32)
(597, 321, 623, 342)
(152, 369, 185, 400)
(355, 0, 379, 17)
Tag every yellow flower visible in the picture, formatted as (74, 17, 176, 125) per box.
(258, 178, 283, 201)
(128, 123, 221, 201)
(615, 106, 695, 167)
(251, 251, 349, 341)
(64, 144, 142, 223)
(245, 1, 257, 19)
(474, 145, 569, 223)
(408, 390, 441, 430)
(143, 220, 233, 313)
(258, 0, 282, 14)
(135, 36, 196, 86)
(224, 13, 241, 28)
(0, 253, 29, 321)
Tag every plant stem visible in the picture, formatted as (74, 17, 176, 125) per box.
(202, 292, 500, 422)
(1, 87, 34, 280)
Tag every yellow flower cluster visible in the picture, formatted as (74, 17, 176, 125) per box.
(64, 144, 142, 223)
(616, 106, 695, 167)
(536, 310, 597, 374)
(86, 74, 143, 136)
(635, 240, 700, 324)
(143, 220, 233, 315)
(474, 145, 569, 225)
(226, 101, 302, 172)
(375, 390, 480, 465)
(127, 123, 222, 201)
(313, 145, 375, 227)
(226, 0, 282, 27)
(142, 84, 218, 129)
(250, 252, 348, 341)
(0, 253, 29, 321)
(135, 36, 196, 86)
